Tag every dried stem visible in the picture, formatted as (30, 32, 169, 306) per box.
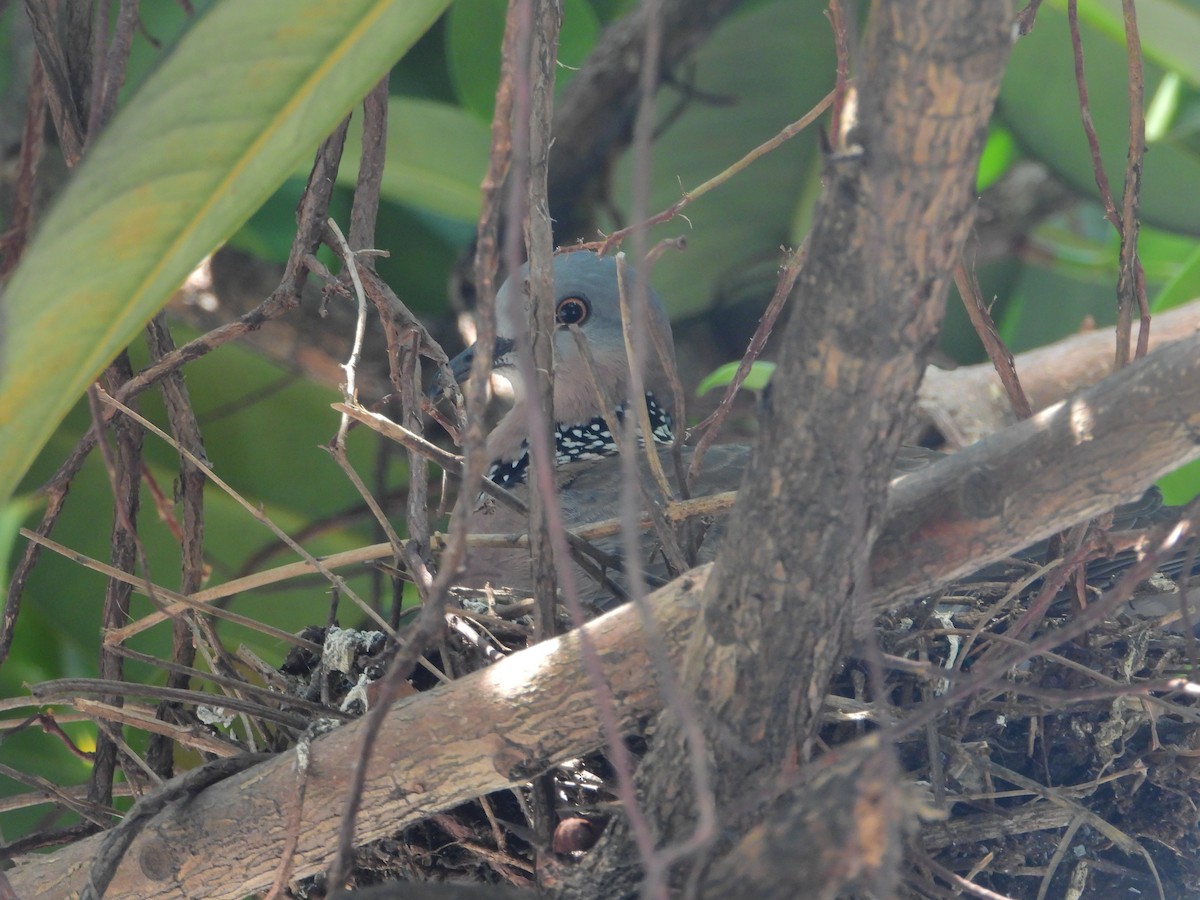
(954, 258, 1032, 419)
(586, 91, 835, 256)
(1114, 0, 1148, 366)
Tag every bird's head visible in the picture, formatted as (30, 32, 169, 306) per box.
(444, 251, 677, 481)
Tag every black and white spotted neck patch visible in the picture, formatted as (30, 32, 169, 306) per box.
(485, 392, 674, 488)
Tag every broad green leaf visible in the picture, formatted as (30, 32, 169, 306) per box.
(446, 0, 600, 120)
(607, 0, 835, 319)
(1001, 4, 1200, 234)
(1151, 242, 1200, 310)
(0, 0, 452, 508)
(337, 96, 491, 222)
(696, 361, 775, 396)
(1066, 0, 1200, 88)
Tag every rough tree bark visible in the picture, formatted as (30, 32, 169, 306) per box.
(917, 300, 1200, 445)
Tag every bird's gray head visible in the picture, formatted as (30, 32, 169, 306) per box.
(446, 251, 677, 485)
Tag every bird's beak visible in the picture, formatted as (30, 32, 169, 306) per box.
(428, 336, 515, 401)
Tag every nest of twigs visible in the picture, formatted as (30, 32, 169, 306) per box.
(265, 562, 1200, 898)
(866, 577, 1200, 898)
(8, 540, 1200, 898)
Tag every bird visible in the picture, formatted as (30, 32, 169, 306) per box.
(437, 250, 743, 608)
(436, 250, 1195, 616)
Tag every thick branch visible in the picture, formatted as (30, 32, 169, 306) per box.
(919, 299, 1200, 444)
(876, 327, 1200, 605)
(698, 737, 906, 900)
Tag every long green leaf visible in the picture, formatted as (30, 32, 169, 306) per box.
(1002, 4, 1200, 235)
(0, 0, 451, 507)
(336, 96, 491, 222)
(1068, 0, 1200, 88)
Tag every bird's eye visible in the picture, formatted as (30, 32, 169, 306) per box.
(556, 295, 590, 326)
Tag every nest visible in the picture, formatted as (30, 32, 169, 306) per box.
(867, 578, 1200, 898)
(270, 565, 1200, 898)
(7, 543, 1200, 898)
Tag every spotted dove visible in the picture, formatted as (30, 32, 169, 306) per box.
(437, 251, 736, 607)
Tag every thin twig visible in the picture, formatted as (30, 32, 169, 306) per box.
(0, 50, 48, 277)
(587, 90, 835, 256)
(108, 644, 335, 719)
(686, 243, 804, 492)
(18, 528, 320, 650)
(825, 0, 851, 148)
(322, 218, 415, 612)
(619, 1, 716, 890)
(516, 0, 564, 643)
(1016, 0, 1046, 35)
(640, 238, 691, 501)
(26, 680, 318, 731)
(1067, 0, 1120, 230)
(83, 0, 138, 148)
(1115, 0, 1148, 367)
(75, 700, 243, 759)
(86, 353, 146, 811)
(954, 258, 1032, 419)
(324, 0, 533, 872)
(92, 388, 398, 639)
(616, 257, 673, 502)
(143, 313, 209, 778)
(326, 218, 369, 448)
(0, 762, 115, 829)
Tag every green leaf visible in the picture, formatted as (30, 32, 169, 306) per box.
(0, 0, 452, 508)
(337, 96, 491, 222)
(1158, 457, 1200, 504)
(1151, 242, 1200, 311)
(976, 124, 1019, 192)
(446, 0, 599, 120)
(1068, 0, 1200, 88)
(697, 361, 775, 397)
(1001, 3, 1200, 234)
